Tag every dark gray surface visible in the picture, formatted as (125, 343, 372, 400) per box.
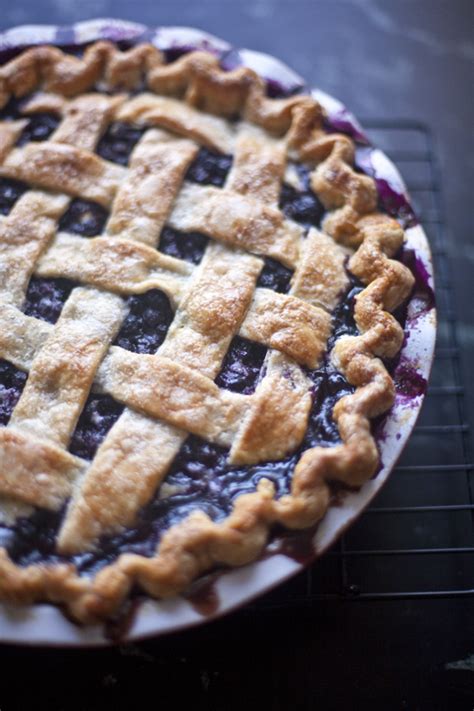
(0, 2, 473, 709)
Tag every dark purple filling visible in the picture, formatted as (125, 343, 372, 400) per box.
(185, 147, 232, 187)
(55, 41, 86, 58)
(376, 183, 417, 229)
(69, 394, 124, 460)
(16, 112, 60, 146)
(327, 279, 364, 351)
(265, 82, 303, 99)
(392, 364, 427, 400)
(279, 169, 325, 228)
(0, 96, 61, 144)
(401, 248, 435, 316)
(159, 226, 208, 264)
(0, 96, 24, 121)
(0, 360, 27, 426)
(215, 336, 267, 394)
(0, 178, 27, 215)
(257, 257, 293, 293)
(96, 122, 145, 165)
(113, 289, 173, 354)
(0, 507, 64, 567)
(162, 47, 194, 64)
(58, 198, 108, 237)
(23, 277, 76, 324)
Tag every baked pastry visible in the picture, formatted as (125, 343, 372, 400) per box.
(0, 35, 415, 625)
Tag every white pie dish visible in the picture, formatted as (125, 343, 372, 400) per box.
(0, 20, 436, 646)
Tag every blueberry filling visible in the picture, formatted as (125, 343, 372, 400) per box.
(0, 96, 24, 121)
(58, 198, 109, 237)
(0, 178, 27, 215)
(0, 237, 390, 574)
(159, 226, 208, 264)
(57, 44, 86, 58)
(163, 47, 191, 64)
(279, 180, 325, 228)
(215, 337, 267, 394)
(0, 360, 27, 426)
(96, 122, 145, 165)
(114, 289, 174, 355)
(257, 257, 293, 293)
(23, 277, 77, 324)
(69, 394, 124, 461)
(0, 507, 64, 567)
(265, 82, 302, 100)
(327, 278, 365, 351)
(16, 113, 60, 146)
(185, 147, 232, 187)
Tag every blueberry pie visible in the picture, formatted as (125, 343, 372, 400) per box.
(0, 39, 415, 624)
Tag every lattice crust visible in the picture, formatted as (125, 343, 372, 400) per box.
(0, 42, 414, 623)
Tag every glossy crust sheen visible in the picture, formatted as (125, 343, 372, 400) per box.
(0, 42, 414, 623)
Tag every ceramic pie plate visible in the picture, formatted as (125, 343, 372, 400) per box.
(0, 20, 436, 646)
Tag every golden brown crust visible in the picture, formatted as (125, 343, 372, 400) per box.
(240, 289, 331, 368)
(0, 42, 415, 623)
(106, 131, 198, 246)
(169, 183, 302, 267)
(0, 142, 126, 207)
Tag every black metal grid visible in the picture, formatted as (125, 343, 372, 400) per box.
(248, 120, 474, 610)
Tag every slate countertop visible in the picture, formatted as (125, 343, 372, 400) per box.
(0, 2, 473, 709)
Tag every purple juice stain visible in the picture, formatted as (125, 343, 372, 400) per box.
(0, 360, 27, 425)
(113, 289, 174, 354)
(185, 147, 232, 187)
(69, 393, 124, 460)
(96, 122, 145, 165)
(159, 226, 208, 264)
(58, 198, 109, 237)
(0, 178, 27, 215)
(323, 115, 369, 146)
(23, 277, 76, 324)
(355, 147, 417, 229)
(257, 257, 293, 293)
(376, 179, 417, 229)
(401, 248, 435, 319)
(215, 336, 267, 394)
(393, 362, 427, 400)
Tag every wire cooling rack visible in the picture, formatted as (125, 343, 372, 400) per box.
(247, 120, 474, 610)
